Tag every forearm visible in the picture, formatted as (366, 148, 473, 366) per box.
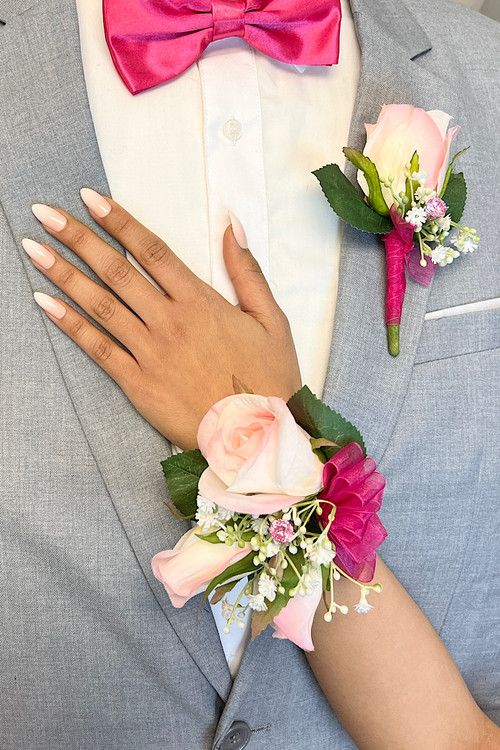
(306, 556, 499, 750)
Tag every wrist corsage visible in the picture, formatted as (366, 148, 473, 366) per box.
(152, 386, 387, 651)
(314, 104, 479, 356)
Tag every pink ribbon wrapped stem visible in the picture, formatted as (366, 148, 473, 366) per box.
(381, 207, 416, 356)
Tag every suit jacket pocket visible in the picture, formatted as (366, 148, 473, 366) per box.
(415, 305, 500, 364)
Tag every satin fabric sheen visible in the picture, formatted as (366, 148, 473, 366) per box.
(103, 0, 342, 94)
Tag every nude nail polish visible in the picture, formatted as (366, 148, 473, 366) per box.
(22, 238, 55, 269)
(32, 204, 67, 232)
(33, 292, 66, 319)
(80, 188, 112, 218)
(228, 210, 248, 249)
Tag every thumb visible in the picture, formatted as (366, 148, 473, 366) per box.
(223, 211, 277, 322)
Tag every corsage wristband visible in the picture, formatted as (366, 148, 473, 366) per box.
(152, 385, 387, 651)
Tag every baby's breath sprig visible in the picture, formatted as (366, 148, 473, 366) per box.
(396, 161, 480, 270)
(199, 490, 382, 634)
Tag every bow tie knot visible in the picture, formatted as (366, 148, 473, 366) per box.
(212, 0, 246, 41)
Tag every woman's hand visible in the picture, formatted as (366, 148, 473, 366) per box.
(25, 190, 301, 449)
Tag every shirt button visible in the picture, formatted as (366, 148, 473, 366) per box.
(223, 118, 243, 141)
(219, 721, 251, 750)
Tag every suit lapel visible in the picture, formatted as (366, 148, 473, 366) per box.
(321, 0, 462, 463)
(0, 0, 231, 700)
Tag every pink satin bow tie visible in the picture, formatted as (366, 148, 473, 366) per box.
(103, 0, 342, 95)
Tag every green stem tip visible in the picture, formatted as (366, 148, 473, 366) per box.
(387, 325, 400, 357)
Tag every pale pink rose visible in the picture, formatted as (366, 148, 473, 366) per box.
(272, 571, 323, 651)
(360, 104, 460, 204)
(197, 394, 323, 515)
(152, 526, 251, 608)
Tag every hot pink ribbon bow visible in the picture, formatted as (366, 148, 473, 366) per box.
(317, 442, 387, 583)
(103, 0, 342, 94)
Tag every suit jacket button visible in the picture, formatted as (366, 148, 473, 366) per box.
(219, 721, 251, 749)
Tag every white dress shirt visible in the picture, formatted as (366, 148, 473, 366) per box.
(76, 0, 361, 676)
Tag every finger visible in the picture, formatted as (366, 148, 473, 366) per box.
(22, 239, 149, 354)
(79, 188, 199, 299)
(33, 292, 142, 391)
(23, 238, 149, 357)
(222, 220, 278, 325)
(31, 202, 167, 322)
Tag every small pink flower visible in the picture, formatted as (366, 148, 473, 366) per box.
(152, 526, 251, 608)
(269, 519, 295, 543)
(426, 196, 448, 219)
(197, 394, 323, 515)
(318, 443, 387, 583)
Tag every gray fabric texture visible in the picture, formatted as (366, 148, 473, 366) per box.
(0, 0, 498, 747)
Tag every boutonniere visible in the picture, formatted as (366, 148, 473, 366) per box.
(152, 385, 387, 651)
(314, 104, 480, 356)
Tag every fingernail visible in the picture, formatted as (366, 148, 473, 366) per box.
(32, 204, 67, 232)
(80, 188, 112, 218)
(22, 238, 56, 269)
(228, 210, 248, 249)
(33, 292, 66, 319)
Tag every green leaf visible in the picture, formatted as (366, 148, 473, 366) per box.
(251, 552, 304, 639)
(209, 579, 239, 605)
(343, 148, 391, 216)
(162, 500, 195, 521)
(322, 563, 330, 587)
(442, 172, 467, 223)
(310, 437, 338, 451)
(310, 437, 337, 463)
(161, 449, 208, 518)
(320, 564, 334, 611)
(313, 164, 393, 235)
(405, 151, 420, 205)
(306, 510, 323, 537)
(439, 147, 469, 198)
(195, 531, 221, 545)
(201, 553, 256, 606)
(287, 385, 365, 458)
(232, 375, 254, 395)
(241, 530, 256, 542)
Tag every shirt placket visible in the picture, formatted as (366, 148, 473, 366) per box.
(197, 42, 269, 305)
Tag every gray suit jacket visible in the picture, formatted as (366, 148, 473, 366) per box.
(0, 0, 498, 748)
